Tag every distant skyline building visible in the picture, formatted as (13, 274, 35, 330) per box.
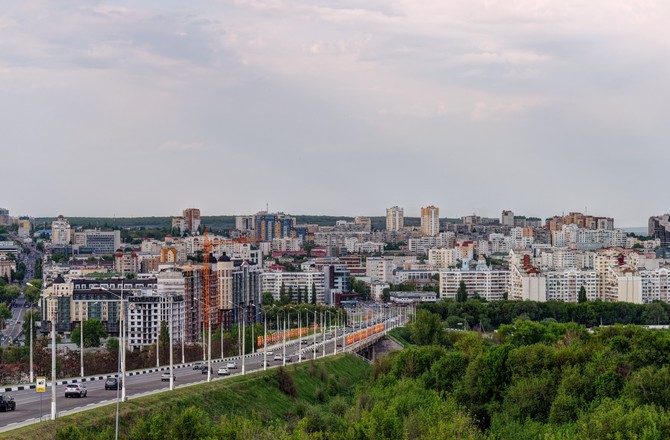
(501, 210, 515, 227)
(182, 208, 201, 232)
(0, 208, 9, 226)
(51, 215, 72, 245)
(255, 212, 296, 241)
(420, 205, 440, 236)
(386, 206, 404, 232)
(649, 214, 670, 248)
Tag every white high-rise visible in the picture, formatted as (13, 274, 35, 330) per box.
(386, 206, 404, 231)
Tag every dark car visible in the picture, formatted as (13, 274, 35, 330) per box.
(201, 367, 212, 375)
(0, 395, 16, 412)
(105, 378, 122, 390)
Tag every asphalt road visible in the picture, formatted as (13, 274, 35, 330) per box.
(0, 315, 399, 431)
(1, 296, 28, 346)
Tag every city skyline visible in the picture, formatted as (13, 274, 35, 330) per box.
(2, 1, 668, 227)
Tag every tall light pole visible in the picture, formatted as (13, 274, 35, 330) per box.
(262, 307, 268, 371)
(241, 302, 245, 375)
(79, 321, 84, 377)
(312, 309, 317, 360)
(99, 286, 127, 402)
(25, 282, 36, 383)
(169, 295, 174, 391)
(50, 295, 57, 421)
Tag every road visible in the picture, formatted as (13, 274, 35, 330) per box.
(1, 295, 28, 347)
(0, 313, 402, 432)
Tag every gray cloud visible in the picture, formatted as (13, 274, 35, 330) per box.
(0, 0, 668, 226)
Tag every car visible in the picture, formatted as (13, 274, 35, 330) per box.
(104, 378, 122, 390)
(301, 340, 309, 345)
(64, 383, 87, 398)
(0, 394, 16, 412)
(261, 360, 271, 368)
(160, 372, 175, 382)
(273, 354, 283, 361)
(201, 367, 212, 374)
(226, 361, 237, 369)
(265, 351, 274, 356)
(283, 356, 292, 363)
(217, 367, 230, 376)
(192, 362, 203, 370)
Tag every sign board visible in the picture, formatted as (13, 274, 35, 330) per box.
(36, 377, 46, 393)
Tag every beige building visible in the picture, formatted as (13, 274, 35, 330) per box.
(51, 215, 72, 245)
(386, 206, 404, 232)
(420, 206, 440, 237)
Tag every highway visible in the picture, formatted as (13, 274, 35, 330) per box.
(0, 313, 402, 432)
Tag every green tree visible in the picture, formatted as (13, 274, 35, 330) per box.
(456, 281, 468, 303)
(297, 287, 303, 304)
(578, 285, 587, 303)
(71, 319, 108, 348)
(411, 309, 443, 345)
(107, 337, 119, 353)
(262, 291, 274, 307)
(0, 303, 11, 329)
(643, 301, 668, 325)
(311, 283, 317, 305)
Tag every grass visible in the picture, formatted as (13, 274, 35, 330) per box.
(387, 326, 413, 347)
(0, 354, 371, 440)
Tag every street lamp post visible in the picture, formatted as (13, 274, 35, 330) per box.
(312, 309, 317, 360)
(80, 321, 84, 378)
(25, 282, 36, 384)
(50, 297, 57, 420)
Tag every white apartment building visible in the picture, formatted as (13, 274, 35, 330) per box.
(409, 233, 455, 255)
(51, 216, 72, 245)
(439, 267, 509, 301)
(420, 206, 440, 237)
(545, 269, 598, 302)
(345, 238, 384, 254)
(386, 206, 404, 232)
(261, 271, 325, 303)
(428, 248, 457, 269)
(272, 237, 303, 253)
(365, 257, 397, 283)
(509, 264, 546, 301)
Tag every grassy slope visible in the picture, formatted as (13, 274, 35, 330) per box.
(1, 354, 370, 440)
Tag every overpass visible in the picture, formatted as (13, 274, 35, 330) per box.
(0, 311, 408, 434)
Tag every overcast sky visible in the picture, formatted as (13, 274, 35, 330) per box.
(1, 1, 668, 226)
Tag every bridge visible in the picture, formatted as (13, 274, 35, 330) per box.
(0, 313, 408, 434)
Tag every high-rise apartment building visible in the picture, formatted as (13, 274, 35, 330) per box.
(386, 206, 404, 232)
(51, 215, 72, 245)
(255, 212, 296, 241)
(649, 214, 670, 248)
(182, 208, 201, 232)
(0, 208, 9, 226)
(420, 206, 440, 236)
(501, 210, 515, 227)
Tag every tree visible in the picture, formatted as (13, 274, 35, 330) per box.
(25, 281, 41, 305)
(297, 287, 303, 304)
(262, 291, 274, 307)
(456, 281, 468, 303)
(311, 283, 317, 305)
(643, 301, 668, 325)
(411, 309, 443, 345)
(0, 303, 11, 329)
(288, 286, 294, 304)
(578, 285, 587, 303)
(71, 319, 108, 348)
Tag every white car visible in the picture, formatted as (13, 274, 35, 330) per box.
(273, 354, 283, 361)
(217, 367, 230, 376)
(64, 384, 87, 398)
(265, 351, 274, 356)
(160, 372, 175, 382)
(226, 361, 237, 369)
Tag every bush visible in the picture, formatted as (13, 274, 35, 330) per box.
(276, 367, 297, 398)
